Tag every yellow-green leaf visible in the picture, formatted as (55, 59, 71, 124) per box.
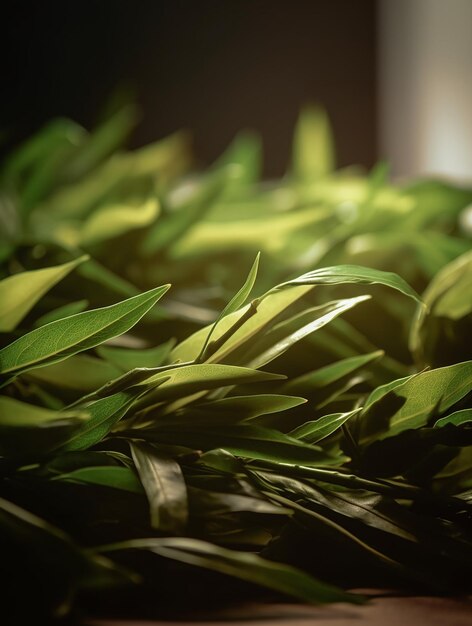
(0, 256, 88, 332)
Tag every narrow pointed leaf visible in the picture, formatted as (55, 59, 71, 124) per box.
(139, 424, 339, 466)
(199, 252, 260, 359)
(181, 394, 307, 424)
(282, 351, 383, 396)
(290, 409, 361, 444)
(0, 256, 88, 331)
(136, 364, 285, 404)
(277, 265, 422, 304)
(0, 285, 170, 377)
(172, 285, 313, 363)
(245, 296, 370, 369)
(60, 384, 158, 452)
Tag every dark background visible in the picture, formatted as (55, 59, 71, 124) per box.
(2, 1, 377, 176)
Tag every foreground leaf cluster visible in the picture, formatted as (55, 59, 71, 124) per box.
(0, 105, 471, 621)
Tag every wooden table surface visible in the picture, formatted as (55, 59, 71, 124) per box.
(87, 593, 472, 626)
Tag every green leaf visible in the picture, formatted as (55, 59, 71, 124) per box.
(290, 409, 361, 444)
(131, 442, 188, 532)
(127, 364, 286, 421)
(198, 252, 260, 360)
(215, 131, 262, 187)
(179, 394, 307, 425)
(172, 285, 313, 363)
(362, 371, 415, 409)
(27, 354, 123, 392)
(1, 119, 84, 188)
(276, 264, 422, 304)
(54, 466, 143, 493)
(96, 339, 175, 372)
(34, 131, 189, 220)
(219, 252, 261, 318)
(172, 208, 328, 258)
(60, 385, 156, 452)
(253, 471, 418, 545)
(140, 166, 235, 256)
(280, 350, 383, 413)
(410, 250, 472, 366)
(0, 256, 88, 332)
(64, 104, 137, 180)
(78, 258, 140, 298)
(80, 197, 159, 246)
(135, 363, 285, 405)
(434, 409, 472, 428)
(305, 317, 408, 381)
(3, 119, 86, 216)
(244, 296, 370, 370)
(283, 351, 384, 396)
(0, 284, 170, 378)
(0, 396, 88, 457)
(0, 395, 85, 426)
(360, 361, 472, 443)
(197, 449, 246, 474)
(139, 424, 339, 466)
(424, 251, 472, 320)
(98, 537, 362, 604)
(293, 105, 335, 180)
(44, 450, 133, 473)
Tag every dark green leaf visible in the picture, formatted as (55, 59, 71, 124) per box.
(54, 466, 143, 493)
(98, 537, 362, 604)
(0, 396, 88, 457)
(137, 424, 339, 466)
(131, 441, 188, 532)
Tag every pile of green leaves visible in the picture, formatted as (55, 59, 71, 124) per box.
(1, 105, 471, 622)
